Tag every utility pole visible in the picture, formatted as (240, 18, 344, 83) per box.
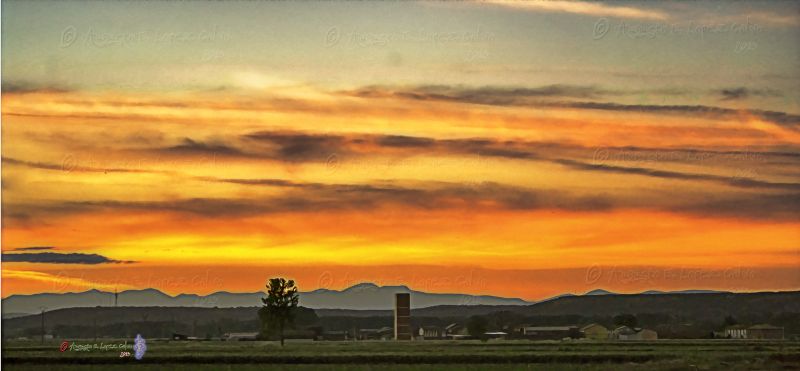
(40, 308, 46, 344)
(94, 308, 98, 342)
(114, 288, 118, 307)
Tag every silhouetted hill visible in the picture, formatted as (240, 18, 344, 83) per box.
(410, 291, 800, 318)
(585, 289, 616, 295)
(533, 291, 798, 316)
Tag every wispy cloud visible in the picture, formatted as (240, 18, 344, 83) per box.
(2, 269, 129, 291)
(705, 11, 800, 28)
(745, 11, 800, 27)
(483, 0, 669, 20)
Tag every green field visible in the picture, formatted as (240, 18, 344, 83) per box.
(3, 339, 799, 370)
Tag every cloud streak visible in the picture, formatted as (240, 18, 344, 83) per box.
(6, 129, 799, 194)
(9, 247, 55, 252)
(2, 252, 134, 264)
(719, 87, 782, 101)
(6, 177, 798, 222)
(552, 158, 800, 191)
(349, 84, 615, 103)
(344, 85, 800, 128)
(482, 0, 669, 21)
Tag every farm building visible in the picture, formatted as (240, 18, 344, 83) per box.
(580, 323, 609, 340)
(723, 324, 784, 339)
(517, 326, 581, 340)
(747, 324, 784, 339)
(358, 327, 393, 340)
(172, 333, 188, 341)
(610, 326, 657, 340)
(418, 326, 444, 339)
(724, 325, 749, 339)
(222, 332, 258, 341)
(484, 331, 508, 340)
(444, 323, 467, 338)
(321, 331, 350, 341)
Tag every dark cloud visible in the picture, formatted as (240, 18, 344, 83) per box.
(2, 81, 71, 94)
(345, 85, 799, 128)
(348, 84, 613, 105)
(677, 193, 800, 221)
(163, 138, 245, 157)
(552, 158, 800, 191)
(7, 182, 613, 220)
(238, 131, 533, 162)
(596, 146, 800, 161)
(719, 87, 781, 101)
(10, 246, 55, 251)
(376, 135, 436, 148)
(7, 131, 798, 193)
(195, 177, 313, 188)
(234, 132, 799, 188)
(471, 147, 537, 160)
(241, 131, 540, 162)
(720, 88, 749, 101)
(244, 132, 349, 161)
(3, 157, 157, 174)
(2, 252, 134, 264)
(7, 176, 798, 222)
(555, 102, 799, 128)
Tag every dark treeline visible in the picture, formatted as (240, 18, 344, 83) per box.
(12, 310, 796, 340)
(14, 319, 261, 340)
(4, 292, 800, 340)
(320, 312, 800, 339)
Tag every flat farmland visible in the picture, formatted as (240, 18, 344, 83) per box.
(2, 339, 799, 370)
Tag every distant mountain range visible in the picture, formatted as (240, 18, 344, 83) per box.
(2, 283, 528, 317)
(0, 283, 729, 318)
(4, 290, 798, 340)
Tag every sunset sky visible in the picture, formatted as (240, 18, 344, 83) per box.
(2, 1, 799, 301)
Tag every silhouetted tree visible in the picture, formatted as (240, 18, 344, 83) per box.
(488, 311, 525, 331)
(724, 315, 738, 327)
(259, 278, 299, 346)
(613, 314, 638, 328)
(467, 315, 488, 341)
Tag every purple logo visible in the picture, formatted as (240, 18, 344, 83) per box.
(133, 334, 146, 360)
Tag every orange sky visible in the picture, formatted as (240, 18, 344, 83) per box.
(2, 1, 800, 301)
(2, 88, 799, 300)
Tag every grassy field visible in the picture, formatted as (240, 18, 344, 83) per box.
(3, 339, 799, 370)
